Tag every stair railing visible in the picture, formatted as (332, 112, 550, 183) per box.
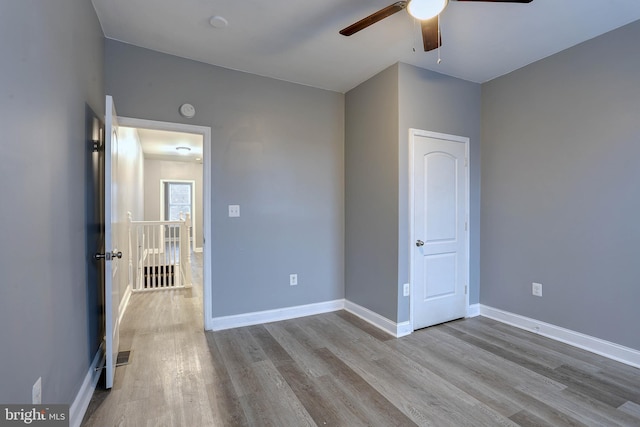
(128, 214, 192, 291)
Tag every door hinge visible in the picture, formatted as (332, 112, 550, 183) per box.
(465, 221, 468, 231)
(465, 157, 468, 167)
(465, 285, 468, 295)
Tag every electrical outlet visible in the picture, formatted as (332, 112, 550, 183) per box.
(532, 282, 543, 297)
(228, 205, 240, 217)
(32, 377, 41, 404)
(289, 274, 298, 286)
(403, 283, 410, 297)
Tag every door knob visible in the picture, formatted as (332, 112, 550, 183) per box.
(94, 250, 123, 261)
(416, 240, 424, 247)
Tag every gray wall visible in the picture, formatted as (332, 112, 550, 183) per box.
(398, 63, 482, 322)
(345, 64, 400, 322)
(106, 40, 345, 317)
(0, 0, 104, 404)
(481, 20, 640, 350)
(143, 158, 204, 249)
(344, 63, 481, 324)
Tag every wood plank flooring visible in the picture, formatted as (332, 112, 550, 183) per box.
(82, 263, 640, 426)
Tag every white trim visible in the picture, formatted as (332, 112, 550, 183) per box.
(118, 117, 211, 135)
(408, 129, 470, 331)
(344, 300, 412, 338)
(466, 303, 480, 318)
(211, 300, 345, 331)
(396, 321, 413, 338)
(69, 347, 103, 427)
(480, 305, 640, 369)
(118, 284, 132, 325)
(202, 126, 213, 330)
(118, 117, 213, 333)
(209, 299, 414, 338)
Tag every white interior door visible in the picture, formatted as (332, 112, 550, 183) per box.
(411, 130, 468, 330)
(104, 95, 121, 389)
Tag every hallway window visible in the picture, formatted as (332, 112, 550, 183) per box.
(165, 182, 192, 221)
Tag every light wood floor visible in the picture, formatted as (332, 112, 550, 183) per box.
(83, 260, 640, 426)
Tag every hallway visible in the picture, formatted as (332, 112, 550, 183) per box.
(81, 253, 217, 425)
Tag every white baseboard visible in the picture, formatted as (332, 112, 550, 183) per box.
(480, 305, 640, 369)
(204, 313, 214, 331)
(466, 303, 480, 318)
(69, 346, 103, 427)
(209, 299, 413, 339)
(396, 321, 413, 337)
(210, 299, 345, 331)
(344, 300, 412, 338)
(118, 284, 132, 325)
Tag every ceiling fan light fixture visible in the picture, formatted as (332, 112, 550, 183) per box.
(407, 0, 448, 21)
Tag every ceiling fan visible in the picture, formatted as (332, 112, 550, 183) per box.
(340, 0, 533, 52)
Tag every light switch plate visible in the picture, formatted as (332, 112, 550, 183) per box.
(228, 205, 240, 217)
(532, 282, 543, 297)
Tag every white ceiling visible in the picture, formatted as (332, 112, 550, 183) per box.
(128, 127, 203, 162)
(92, 0, 640, 93)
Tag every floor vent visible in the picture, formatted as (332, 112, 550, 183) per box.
(116, 350, 131, 367)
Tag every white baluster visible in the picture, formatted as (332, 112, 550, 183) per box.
(127, 212, 134, 290)
(181, 213, 192, 288)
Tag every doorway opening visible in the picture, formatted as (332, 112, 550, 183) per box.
(118, 117, 212, 330)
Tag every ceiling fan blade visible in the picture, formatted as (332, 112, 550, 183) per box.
(421, 17, 441, 52)
(340, 1, 408, 36)
(455, 0, 532, 3)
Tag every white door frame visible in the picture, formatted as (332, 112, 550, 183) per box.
(160, 179, 197, 253)
(408, 128, 470, 331)
(118, 116, 213, 330)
